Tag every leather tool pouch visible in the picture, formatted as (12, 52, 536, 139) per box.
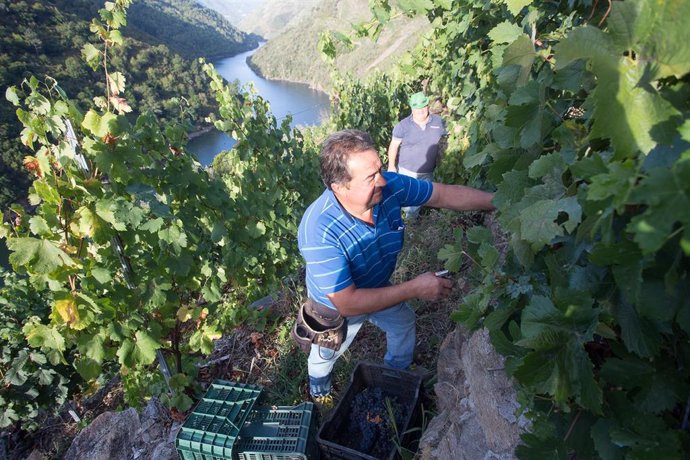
(291, 299, 346, 354)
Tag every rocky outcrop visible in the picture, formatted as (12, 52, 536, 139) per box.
(419, 327, 529, 459)
(64, 408, 140, 460)
(62, 398, 180, 460)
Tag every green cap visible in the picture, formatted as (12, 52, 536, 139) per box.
(409, 92, 429, 109)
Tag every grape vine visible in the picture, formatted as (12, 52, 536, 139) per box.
(328, 0, 690, 457)
(1, 0, 321, 431)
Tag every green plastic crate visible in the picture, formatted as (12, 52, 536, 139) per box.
(235, 402, 315, 460)
(176, 380, 263, 460)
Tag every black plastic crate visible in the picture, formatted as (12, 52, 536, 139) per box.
(235, 402, 316, 460)
(317, 362, 423, 460)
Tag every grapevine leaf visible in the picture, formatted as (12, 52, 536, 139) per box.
(7, 238, 74, 274)
(556, 23, 680, 157)
(117, 338, 134, 367)
(591, 419, 623, 460)
(91, 267, 112, 284)
(246, 221, 266, 238)
(317, 32, 336, 60)
(627, 166, 690, 254)
(28, 216, 51, 237)
(558, 196, 582, 233)
(680, 119, 690, 142)
(6, 353, 29, 386)
(573, 344, 602, 414)
(32, 180, 61, 205)
(513, 349, 556, 388)
(107, 72, 126, 96)
(494, 169, 531, 209)
(370, 0, 391, 23)
(139, 217, 164, 233)
(397, 0, 434, 15)
(35, 368, 55, 386)
(586, 162, 635, 207)
(95, 199, 127, 231)
(6, 86, 20, 106)
(488, 21, 524, 44)
(81, 43, 101, 71)
(635, 374, 679, 413)
(78, 333, 106, 363)
(0, 408, 18, 428)
(108, 29, 124, 46)
(528, 153, 565, 180)
(438, 228, 463, 272)
(201, 280, 221, 303)
(612, 261, 642, 304)
(133, 330, 160, 365)
(505, 102, 544, 148)
(53, 297, 82, 329)
(23, 322, 66, 353)
(611, 300, 661, 357)
(520, 296, 563, 339)
(608, 0, 690, 80)
(502, 35, 536, 86)
(82, 109, 117, 137)
(109, 96, 132, 114)
(478, 242, 499, 269)
(519, 198, 581, 250)
(438, 243, 462, 272)
(158, 225, 188, 255)
(74, 357, 101, 381)
(466, 226, 491, 244)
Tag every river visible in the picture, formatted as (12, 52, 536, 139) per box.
(188, 46, 331, 165)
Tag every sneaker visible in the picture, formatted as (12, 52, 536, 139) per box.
(312, 393, 335, 414)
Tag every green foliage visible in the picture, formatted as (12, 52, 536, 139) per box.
(0, 0, 251, 209)
(0, 0, 319, 433)
(334, 0, 690, 457)
(329, 72, 410, 156)
(0, 271, 71, 430)
(204, 68, 322, 309)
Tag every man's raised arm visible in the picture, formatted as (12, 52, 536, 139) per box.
(426, 182, 495, 212)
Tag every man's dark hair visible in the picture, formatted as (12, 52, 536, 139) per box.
(320, 129, 375, 189)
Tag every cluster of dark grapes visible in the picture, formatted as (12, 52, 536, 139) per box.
(345, 387, 407, 458)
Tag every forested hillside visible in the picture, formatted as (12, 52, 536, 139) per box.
(0, 0, 255, 209)
(196, 0, 266, 27)
(126, 0, 260, 59)
(247, 0, 430, 90)
(237, 0, 319, 39)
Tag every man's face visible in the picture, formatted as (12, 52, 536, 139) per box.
(411, 106, 429, 121)
(336, 149, 386, 211)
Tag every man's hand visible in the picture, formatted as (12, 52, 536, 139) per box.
(411, 272, 454, 301)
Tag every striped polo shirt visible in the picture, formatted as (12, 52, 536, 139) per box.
(298, 172, 433, 310)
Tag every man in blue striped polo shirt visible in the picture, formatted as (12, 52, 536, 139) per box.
(298, 129, 494, 403)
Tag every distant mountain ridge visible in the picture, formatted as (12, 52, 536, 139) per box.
(127, 0, 260, 59)
(195, 0, 266, 28)
(237, 0, 320, 39)
(245, 0, 430, 91)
